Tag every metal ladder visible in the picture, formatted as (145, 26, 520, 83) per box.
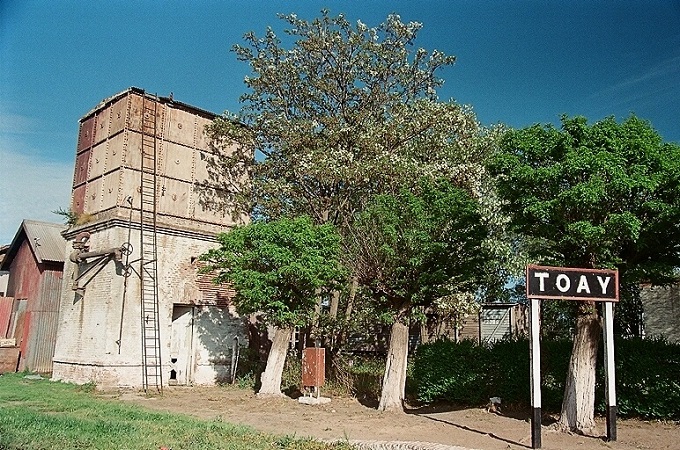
(139, 93, 163, 393)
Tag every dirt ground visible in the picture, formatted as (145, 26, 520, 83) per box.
(115, 386, 680, 450)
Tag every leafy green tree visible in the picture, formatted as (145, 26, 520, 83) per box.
(201, 216, 345, 396)
(203, 10, 502, 392)
(345, 179, 489, 411)
(487, 115, 680, 432)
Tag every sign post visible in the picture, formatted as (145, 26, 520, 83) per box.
(602, 301, 617, 441)
(529, 298, 542, 449)
(526, 265, 619, 449)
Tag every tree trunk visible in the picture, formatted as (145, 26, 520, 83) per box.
(345, 277, 358, 320)
(257, 326, 292, 397)
(336, 277, 358, 350)
(557, 303, 601, 433)
(378, 319, 410, 412)
(329, 290, 340, 318)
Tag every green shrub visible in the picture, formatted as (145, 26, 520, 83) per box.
(598, 337, 680, 420)
(410, 339, 492, 405)
(327, 354, 384, 401)
(410, 336, 680, 420)
(282, 350, 303, 395)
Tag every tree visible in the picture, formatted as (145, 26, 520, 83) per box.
(487, 115, 680, 432)
(200, 216, 345, 396)
(345, 179, 489, 411)
(204, 10, 492, 228)
(202, 9, 499, 380)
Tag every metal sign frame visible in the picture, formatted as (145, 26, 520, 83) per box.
(526, 264, 618, 449)
(526, 264, 619, 302)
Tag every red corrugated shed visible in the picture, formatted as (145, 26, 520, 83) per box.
(1, 221, 65, 373)
(0, 297, 13, 338)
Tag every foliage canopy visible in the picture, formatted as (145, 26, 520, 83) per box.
(205, 10, 494, 226)
(488, 115, 680, 284)
(347, 178, 489, 319)
(201, 216, 346, 328)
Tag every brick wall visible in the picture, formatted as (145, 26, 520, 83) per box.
(53, 225, 247, 387)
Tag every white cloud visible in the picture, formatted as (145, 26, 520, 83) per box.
(609, 55, 680, 92)
(0, 145, 73, 244)
(0, 111, 37, 134)
(586, 55, 680, 113)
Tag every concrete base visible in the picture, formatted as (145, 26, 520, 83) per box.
(298, 395, 331, 405)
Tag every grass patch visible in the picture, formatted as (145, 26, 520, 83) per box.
(0, 373, 353, 450)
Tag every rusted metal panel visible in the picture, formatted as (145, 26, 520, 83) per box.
(192, 190, 228, 224)
(124, 131, 143, 170)
(94, 106, 111, 145)
(8, 241, 41, 299)
(109, 95, 128, 136)
(194, 116, 212, 150)
(17, 310, 30, 370)
(120, 168, 142, 211)
(74, 150, 91, 186)
(165, 106, 196, 147)
(85, 178, 103, 213)
(163, 141, 194, 180)
(0, 297, 14, 338)
(101, 170, 122, 211)
(24, 310, 59, 373)
(128, 92, 144, 132)
(106, 133, 125, 171)
(8, 299, 27, 343)
(194, 149, 211, 184)
(128, 91, 164, 135)
(89, 141, 108, 179)
(78, 117, 96, 152)
(71, 185, 86, 214)
(158, 179, 191, 217)
(33, 269, 63, 313)
(302, 347, 325, 387)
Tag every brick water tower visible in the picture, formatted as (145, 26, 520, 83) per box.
(52, 88, 247, 390)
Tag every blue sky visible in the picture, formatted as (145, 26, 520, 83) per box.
(1, 0, 679, 244)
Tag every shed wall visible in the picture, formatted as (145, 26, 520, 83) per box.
(0, 297, 13, 338)
(5, 240, 41, 301)
(480, 307, 512, 344)
(4, 241, 63, 373)
(641, 285, 680, 343)
(23, 269, 62, 373)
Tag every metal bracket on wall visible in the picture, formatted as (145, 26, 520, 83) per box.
(69, 231, 131, 293)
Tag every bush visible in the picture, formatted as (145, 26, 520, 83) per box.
(410, 339, 492, 405)
(410, 337, 680, 420)
(600, 337, 680, 420)
(328, 354, 384, 402)
(278, 350, 386, 401)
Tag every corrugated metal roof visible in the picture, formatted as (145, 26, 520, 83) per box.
(1, 220, 67, 269)
(22, 220, 66, 264)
